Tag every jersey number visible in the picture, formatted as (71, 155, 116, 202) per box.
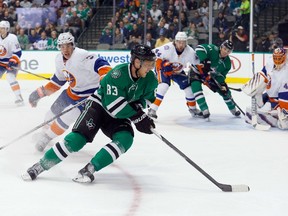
(107, 84, 118, 96)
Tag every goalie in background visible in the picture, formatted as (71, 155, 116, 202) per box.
(0, 20, 23, 105)
(148, 31, 202, 119)
(242, 48, 288, 129)
(189, 40, 241, 119)
(28, 32, 112, 152)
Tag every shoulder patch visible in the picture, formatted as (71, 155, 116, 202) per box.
(111, 69, 121, 79)
(164, 45, 170, 50)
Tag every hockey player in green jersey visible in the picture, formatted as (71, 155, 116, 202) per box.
(189, 40, 241, 118)
(22, 44, 158, 183)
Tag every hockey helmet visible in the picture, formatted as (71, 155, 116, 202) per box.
(0, 20, 10, 32)
(131, 44, 156, 62)
(175, 32, 188, 41)
(273, 47, 286, 68)
(57, 32, 75, 49)
(221, 40, 234, 51)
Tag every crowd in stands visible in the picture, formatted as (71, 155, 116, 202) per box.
(2, 0, 94, 50)
(1, 0, 283, 52)
(98, 0, 283, 52)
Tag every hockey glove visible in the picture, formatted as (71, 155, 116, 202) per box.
(129, 101, 144, 112)
(130, 110, 155, 134)
(7, 58, 19, 70)
(191, 64, 204, 74)
(29, 86, 47, 107)
(218, 82, 229, 96)
(161, 60, 173, 77)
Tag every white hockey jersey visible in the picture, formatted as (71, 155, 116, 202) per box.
(50, 47, 111, 100)
(153, 42, 199, 73)
(261, 57, 288, 109)
(0, 33, 21, 64)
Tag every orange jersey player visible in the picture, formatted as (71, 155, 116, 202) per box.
(29, 32, 112, 152)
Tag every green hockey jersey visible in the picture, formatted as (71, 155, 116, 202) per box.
(97, 63, 158, 119)
(195, 44, 231, 83)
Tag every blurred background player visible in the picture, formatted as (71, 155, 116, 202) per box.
(0, 20, 23, 105)
(22, 45, 157, 182)
(148, 31, 202, 119)
(29, 32, 112, 152)
(242, 48, 288, 129)
(190, 40, 240, 119)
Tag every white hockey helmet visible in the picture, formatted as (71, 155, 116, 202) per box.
(57, 32, 75, 49)
(0, 20, 10, 32)
(175, 32, 187, 41)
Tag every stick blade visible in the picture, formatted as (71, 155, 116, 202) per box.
(219, 183, 250, 192)
(253, 123, 271, 131)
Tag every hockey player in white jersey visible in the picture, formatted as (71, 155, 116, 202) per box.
(29, 32, 112, 152)
(148, 32, 202, 119)
(243, 48, 288, 129)
(0, 20, 23, 105)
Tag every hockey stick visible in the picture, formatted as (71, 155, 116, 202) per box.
(0, 63, 50, 80)
(228, 87, 242, 92)
(251, 53, 270, 131)
(151, 129, 250, 192)
(16, 67, 50, 80)
(0, 98, 88, 150)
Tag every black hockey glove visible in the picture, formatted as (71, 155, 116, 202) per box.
(130, 110, 155, 134)
(218, 82, 229, 96)
(29, 86, 47, 107)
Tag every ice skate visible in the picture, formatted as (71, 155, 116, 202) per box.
(34, 133, 52, 152)
(202, 109, 210, 119)
(15, 95, 24, 106)
(230, 108, 241, 117)
(147, 108, 158, 119)
(21, 162, 44, 181)
(189, 107, 203, 118)
(72, 163, 95, 183)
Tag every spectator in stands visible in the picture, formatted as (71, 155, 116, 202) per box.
(129, 23, 142, 43)
(214, 31, 227, 47)
(101, 21, 113, 36)
(33, 31, 48, 50)
(214, 12, 228, 33)
(144, 32, 156, 49)
(187, 0, 198, 10)
(174, 0, 188, 12)
(114, 27, 124, 44)
(34, 22, 43, 35)
(61, 0, 70, 8)
(20, 0, 32, 8)
(28, 29, 40, 45)
(269, 31, 283, 52)
(166, 23, 177, 41)
(2, 10, 14, 27)
(230, 0, 242, 14)
(186, 21, 198, 39)
(17, 28, 29, 50)
(191, 11, 204, 28)
(49, 0, 61, 9)
(150, 3, 162, 23)
(14, 0, 21, 8)
(99, 27, 113, 45)
(77, 2, 91, 29)
(118, 20, 129, 43)
(164, 9, 174, 24)
(179, 11, 188, 29)
(239, 0, 250, 31)
(67, 10, 82, 38)
(155, 29, 170, 48)
(127, 35, 139, 50)
(47, 30, 58, 50)
(156, 17, 169, 37)
(122, 16, 133, 32)
(229, 25, 248, 51)
(146, 22, 157, 40)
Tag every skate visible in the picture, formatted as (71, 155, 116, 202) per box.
(202, 109, 210, 119)
(34, 133, 52, 152)
(189, 107, 203, 118)
(72, 163, 95, 183)
(15, 95, 24, 106)
(21, 162, 44, 181)
(147, 108, 158, 119)
(230, 108, 241, 117)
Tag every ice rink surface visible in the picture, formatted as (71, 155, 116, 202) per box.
(0, 80, 287, 216)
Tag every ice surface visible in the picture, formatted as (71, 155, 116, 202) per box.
(0, 80, 287, 216)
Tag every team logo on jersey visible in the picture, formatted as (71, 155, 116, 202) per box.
(0, 45, 7, 57)
(171, 62, 183, 73)
(111, 69, 121, 79)
(62, 69, 76, 87)
(86, 118, 95, 130)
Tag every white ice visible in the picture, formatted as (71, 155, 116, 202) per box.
(0, 80, 288, 216)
